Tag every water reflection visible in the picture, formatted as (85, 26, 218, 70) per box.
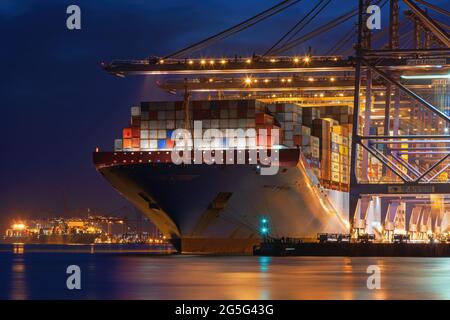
(2, 244, 450, 300)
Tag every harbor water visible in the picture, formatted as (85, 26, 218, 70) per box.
(0, 244, 449, 300)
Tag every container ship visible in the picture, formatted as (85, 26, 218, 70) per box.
(93, 99, 380, 253)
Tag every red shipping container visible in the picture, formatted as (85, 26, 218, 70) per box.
(123, 138, 132, 149)
(293, 135, 302, 146)
(131, 116, 141, 126)
(123, 128, 132, 139)
(132, 138, 140, 148)
(255, 113, 274, 125)
(256, 124, 281, 135)
(165, 139, 174, 149)
(149, 111, 158, 120)
(132, 128, 140, 138)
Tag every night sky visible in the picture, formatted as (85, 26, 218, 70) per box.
(1, 0, 448, 227)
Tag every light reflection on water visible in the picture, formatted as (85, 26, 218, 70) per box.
(1, 244, 450, 299)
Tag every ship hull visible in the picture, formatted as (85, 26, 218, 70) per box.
(94, 150, 349, 253)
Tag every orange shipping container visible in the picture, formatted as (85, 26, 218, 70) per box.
(166, 139, 174, 149)
(132, 138, 140, 148)
(123, 138, 132, 149)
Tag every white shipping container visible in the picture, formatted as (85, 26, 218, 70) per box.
(140, 130, 149, 139)
(131, 106, 141, 116)
(149, 130, 158, 139)
(140, 139, 150, 149)
(202, 120, 211, 129)
(331, 152, 340, 163)
(157, 121, 165, 129)
(157, 130, 167, 139)
(283, 139, 294, 147)
(247, 137, 257, 147)
(312, 146, 320, 159)
(219, 119, 229, 128)
(114, 139, 123, 151)
(311, 136, 320, 148)
(149, 140, 158, 149)
(284, 131, 293, 140)
(238, 119, 247, 128)
(149, 121, 158, 129)
(211, 119, 219, 128)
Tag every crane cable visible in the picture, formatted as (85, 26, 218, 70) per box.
(164, 0, 303, 59)
(414, 0, 450, 17)
(263, 0, 332, 57)
(270, 0, 387, 55)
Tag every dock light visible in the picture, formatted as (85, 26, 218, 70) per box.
(293, 58, 299, 63)
(12, 223, 26, 231)
(270, 58, 277, 63)
(287, 78, 292, 83)
(303, 56, 311, 63)
(209, 60, 215, 65)
(253, 79, 258, 83)
(261, 218, 268, 224)
(200, 60, 206, 65)
(246, 59, 252, 64)
(261, 227, 268, 234)
(209, 78, 214, 82)
(401, 73, 450, 80)
(220, 59, 226, 64)
(445, 128, 449, 133)
(320, 93, 324, 97)
(330, 77, 335, 82)
(308, 77, 314, 82)
(244, 77, 252, 85)
(159, 59, 164, 64)
(333, 57, 338, 61)
(281, 78, 286, 83)
(188, 60, 194, 65)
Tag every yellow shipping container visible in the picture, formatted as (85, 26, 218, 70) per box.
(339, 145, 349, 155)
